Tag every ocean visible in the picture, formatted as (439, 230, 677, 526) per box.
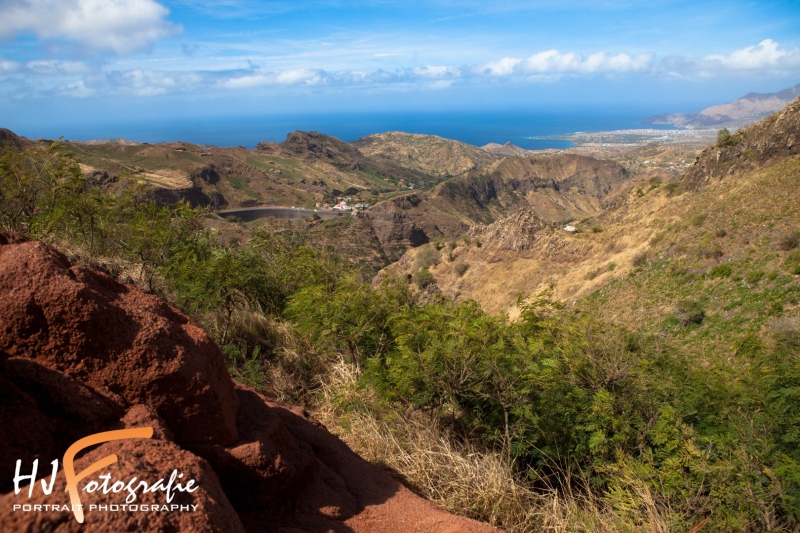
(44, 108, 678, 150)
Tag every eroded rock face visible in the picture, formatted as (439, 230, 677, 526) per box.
(468, 210, 551, 251)
(683, 96, 800, 191)
(0, 241, 239, 447)
(0, 239, 501, 533)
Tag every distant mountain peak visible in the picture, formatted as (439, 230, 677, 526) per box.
(643, 82, 800, 130)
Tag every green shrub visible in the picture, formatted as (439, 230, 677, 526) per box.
(689, 212, 707, 226)
(590, 225, 603, 233)
(785, 250, 800, 274)
(453, 260, 469, 276)
(709, 263, 732, 279)
(745, 269, 765, 284)
(414, 245, 440, 270)
(675, 299, 705, 326)
(413, 267, 435, 288)
(717, 127, 742, 147)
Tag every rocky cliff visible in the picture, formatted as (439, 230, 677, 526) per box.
(683, 95, 800, 191)
(360, 153, 628, 260)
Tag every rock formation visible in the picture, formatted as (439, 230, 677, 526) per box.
(467, 211, 551, 251)
(683, 95, 800, 191)
(0, 236, 499, 533)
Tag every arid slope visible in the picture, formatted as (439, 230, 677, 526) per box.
(383, 98, 800, 333)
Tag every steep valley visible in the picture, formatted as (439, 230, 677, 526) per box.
(382, 97, 800, 364)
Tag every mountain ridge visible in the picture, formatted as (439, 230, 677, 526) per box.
(643, 82, 800, 129)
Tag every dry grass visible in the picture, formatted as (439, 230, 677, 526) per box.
(311, 361, 671, 533)
(48, 236, 152, 287)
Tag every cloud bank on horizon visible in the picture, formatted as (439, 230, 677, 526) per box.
(0, 0, 798, 111)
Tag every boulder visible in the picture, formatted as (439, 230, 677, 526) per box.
(0, 241, 239, 446)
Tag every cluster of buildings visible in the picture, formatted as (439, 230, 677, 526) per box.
(382, 178, 424, 190)
(314, 197, 371, 214)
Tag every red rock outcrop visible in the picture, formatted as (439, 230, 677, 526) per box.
(0, 238, 500, 533)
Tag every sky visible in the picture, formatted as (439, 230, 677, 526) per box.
(1, 0, 799, 138)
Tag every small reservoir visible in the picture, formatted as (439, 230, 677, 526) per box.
(217, 207, 349, 222)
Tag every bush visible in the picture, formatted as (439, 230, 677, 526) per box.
(414, 245, 440, 270)
(709, 263, 732, 279)
(716, 128, 742, 147)
(590, 225, 603, 233)
(777, 230, 799, 251)
(699, 243, 723, 259)
(413, 267, 435, 288)
(453, 260, 469, 276)
(745, 269, 765, 284)
(676, 299, 705, 326)
(785, 250, 800, 274)
(689, 212, 707, 226)
(631, 251, 648, 267)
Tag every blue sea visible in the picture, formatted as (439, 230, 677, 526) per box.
(33, 108, 678, 150)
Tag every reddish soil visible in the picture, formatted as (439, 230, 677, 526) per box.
(0, 238, 500, 533)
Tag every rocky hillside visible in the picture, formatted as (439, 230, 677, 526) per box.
(46, 130, 441, 211)
(352, 131, 501, 177)
(683, 95, 800, 190)
(360, 153, 628, 261)
(480, 142, 539, 157)
(0, 128, 29, 151)
(383, 97, 800, 321)
(0, 235, 498, 533)
(644, 82, 800, 129)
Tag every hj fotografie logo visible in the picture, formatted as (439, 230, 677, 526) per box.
(11, 428, 200, 523)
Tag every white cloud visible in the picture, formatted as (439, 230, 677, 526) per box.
(8, 40, 800, 100)
(221, 68, 325, 89)
(704, 39, 798, 71)
(0, 57, 20, 72)
(26, 59, 93, 75)
(55, 79, 94, 98)
(412, 65, 462, 78)
(0, 0, 180, 54)
(475, 50, 653, 76)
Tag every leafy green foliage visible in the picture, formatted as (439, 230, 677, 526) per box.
(414, 244, 440, 270)
(717, 127, 743, 147)
(0, 141, 82, 235)
(785, 250, 800, 275)
(709, 263, 732, 279)
(413, 267, 434, 288)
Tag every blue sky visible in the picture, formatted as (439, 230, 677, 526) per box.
(1, 0, 799, 136)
